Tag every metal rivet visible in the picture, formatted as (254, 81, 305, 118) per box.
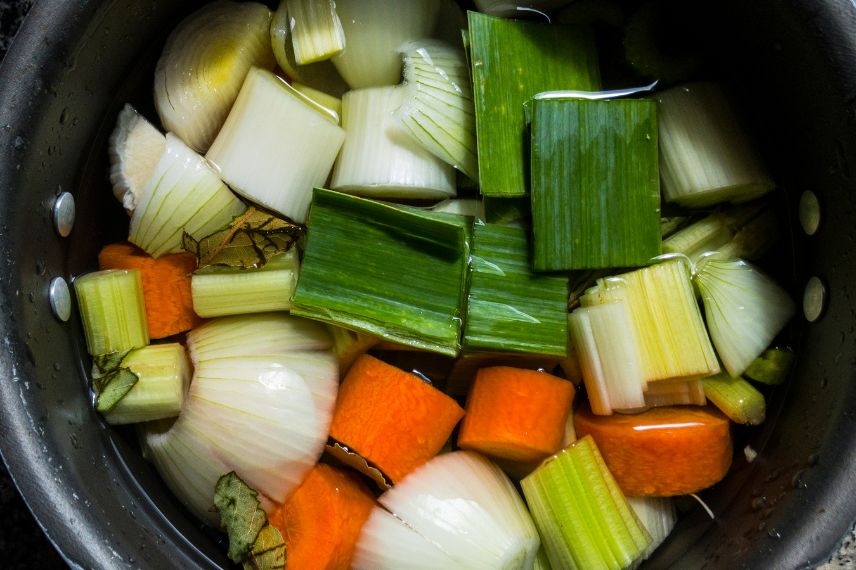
(799, 191, 821, 236)
(49, 277, 72, 322)
(803, 276, 826, 322)
(52, 192, 75, 237)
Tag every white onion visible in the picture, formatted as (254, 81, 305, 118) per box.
(353, 451, 540, 569)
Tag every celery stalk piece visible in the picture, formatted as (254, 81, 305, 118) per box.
(286, 0, 346, 65)
(468, 11, 600, 197)
(291, 82, 342, 121)
(702, 373, 766, 425)
(128, 133, 246, 259)
(695, 257, 795, 377)
(331, 86, 455, 199)
(396, 40, 478, 181)
(206, 67, 346, 223)
(103, 343, 190, 425)
(568, 303, 646, 415)
(464, 224, 569, 356)
(291, 189, 470, 356)
(531, 98, 661, 271)
(191, 249, 299, 318)
(642, 378, 706, 408)
(581, 260, 720, 384)
(331, 0, 442, 89)
(657, 83, 776, 207)
(626, 497, 676, 564)
(522, 436, 651, 570)
(743, 347, 795, 386)
(270, 0, 349, 97)
(74, 269, 149, 356)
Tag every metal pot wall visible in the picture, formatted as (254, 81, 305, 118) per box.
(1, 0, 855, 568)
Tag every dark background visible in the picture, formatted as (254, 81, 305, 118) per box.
(1, 1, 65, 567)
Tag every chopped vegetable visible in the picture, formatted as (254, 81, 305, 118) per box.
(396, 39, 478, 180)
(458, 367, 575, 463)
(695, 256, 795, 377)
(657, 82, 775, 207)
(291, 82, 342, 121)
(98, 242, 201, 339)
(702, 373, 766, 426)
(574, 405, 733, 496)
(154, 1, 274, 153)
(108, 105, 165, 213)
(331, 86, 455, 199)
(521, 435, 652, 570)
(464, 223, 569, 356)
(643, 378, 706, 408)
(191, 249, 299, 318)
(331, 0, 442, 88)
(353, 451, 540, 569)
(206, 68, 346, 223)
(74, 269, 149, 356)
(291, 189, 470, 356)
(268, 463, 376, 570)
(743, 347, 795, 386)
(662, 201, 769, 262)
(468, 11, 600, 197)
(328, 354, 464, 483)
(327, 325, 379, 376)
(626, 496, 677, 564)
(716, 208, 780, 261)
(128, 133, 247, 258)
(430, 199, 485, 219)
(530, 97, 661, 271)
(286, 0, 346, 65)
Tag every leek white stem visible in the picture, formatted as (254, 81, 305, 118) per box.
(292, 82, 342, 121)
(286, 0, 346, 64)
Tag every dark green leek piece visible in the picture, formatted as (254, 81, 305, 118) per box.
(531, 98, 661, 271)
(464, 224, 569, 356)
(743, 347, 795, 386)
(291, 189, 470, 356)
(468, 11, 600, 198)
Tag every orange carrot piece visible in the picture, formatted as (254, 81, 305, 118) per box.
(574, 404, 733, 496)
(268, 463, 376, 570)
(457, 367, 576, 463)
(329, 354, 465, 483)
(98, 242, 202, 339)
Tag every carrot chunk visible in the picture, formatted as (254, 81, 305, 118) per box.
(573, 404, 732, 496)
(329, 354, 465, 483)
(99, 242, 202, 339)
(268, 463, 376, 570)
(457, 367, 575, 463)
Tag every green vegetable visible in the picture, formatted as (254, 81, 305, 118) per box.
(702, 373, 766, 426)
(468, 11, 600, 197)
(743, 347, 795, 386)
(530, 97, 661, 271)
(74, 269, 149, 356)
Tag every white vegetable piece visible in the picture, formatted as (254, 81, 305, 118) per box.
(108, 105, 165, 213)
(206, 67, 346, 223)
(627, 496, 677, 565)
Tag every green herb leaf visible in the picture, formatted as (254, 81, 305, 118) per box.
(95, 368, 139, 412)
(93, 350, 132, 375)
(182, 207, 304, 271)
(214, 471, 268, 563)
(243, 524, 286, 570)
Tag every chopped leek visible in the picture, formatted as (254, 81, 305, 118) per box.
(695, 257, 795, 377)
(353, 451, 540, 569)
(626, 497, 676, 564)
(716, 209, 780, 261)
(108, 105, 165, 213)
(331, 86, 455, 199)
(464, 223, 569, 356)
(331, 0, 442, 88)
(292, 189, 470, 356)
(530, 97, 661, 271)
(292, 82, 342, 121)
(657, 83, 776, 207)
(430, 199, 485, 219)
(702, 373, 766, 425)
(103, 343, 190, 425)
(522, 436, 651, 570)
(468, 11, 600, 197)
(154, 1, 274, 153)
(568, 303, 646, 415)
(128, 133, 246, 258)
(643, 379, 706, 408)
(74, 269, 148, 356)
(206, 67, 346, 223)
(662, 201, 770, 262)
(286, 0, 346, 65)
(396, 40, 478, 181)
(744, 347, 795, 386)
(581, 259, 720, 383)
(191, 250, 299, 318)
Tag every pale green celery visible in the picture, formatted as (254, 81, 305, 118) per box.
(702, 372, 766, 425)
(743, 347, 795, 386)
(522, 436, 651, 569)
(103, 343, 190, 425)
(74, 269, 149, 356)
(191, 249, 299, 318)
(286, 0, 345, 65)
